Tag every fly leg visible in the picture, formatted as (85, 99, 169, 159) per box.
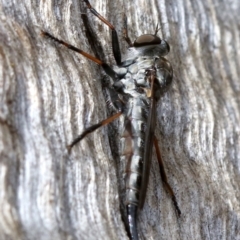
(41, 31, 118, 80)
(67, 112, 122, 152)
(41, 31, 124, 153)
(83, 0, 122, 65)
(66, 77, 124, 152)
(153, 136, 181, 216)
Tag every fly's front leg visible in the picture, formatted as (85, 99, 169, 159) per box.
(83, 0, 122, 65)
(153, 137, 181, 216)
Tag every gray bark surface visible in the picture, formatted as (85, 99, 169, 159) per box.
(0, 0, 240, 239)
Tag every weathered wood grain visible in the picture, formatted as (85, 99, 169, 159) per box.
(0, 0, 240, 239)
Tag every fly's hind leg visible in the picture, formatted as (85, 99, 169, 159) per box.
(67, 112, 122, 152)
(153, 136, 181, 216)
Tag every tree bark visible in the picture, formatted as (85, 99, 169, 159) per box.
(0, 0, 240, 239)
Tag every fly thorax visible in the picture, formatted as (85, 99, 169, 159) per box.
(124, 43, 170, 61)
(114, 58, 156, 98)
(113, 55, 173, 100)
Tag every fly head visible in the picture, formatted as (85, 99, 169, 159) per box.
(133, 34, 170, 57)
(134, 34, 161, 47)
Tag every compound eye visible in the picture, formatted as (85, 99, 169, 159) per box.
(133, 34, 161, 47)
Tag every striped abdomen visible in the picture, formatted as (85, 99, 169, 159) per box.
(120, 98, 149, 206)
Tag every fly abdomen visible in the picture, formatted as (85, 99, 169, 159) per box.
(125, 116, 146, 204)
(126, 180, 141, 205)
(126, 155, 143, 174)
(125, 154, 143, 205)
(125, 132, 145, 240)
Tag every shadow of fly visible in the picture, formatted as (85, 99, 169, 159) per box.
(42, 0, 181, 239)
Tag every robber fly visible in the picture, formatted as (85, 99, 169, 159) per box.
(42, 0, 181, 239)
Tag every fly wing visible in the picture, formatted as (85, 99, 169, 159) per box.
(139, 73, 157, 209)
